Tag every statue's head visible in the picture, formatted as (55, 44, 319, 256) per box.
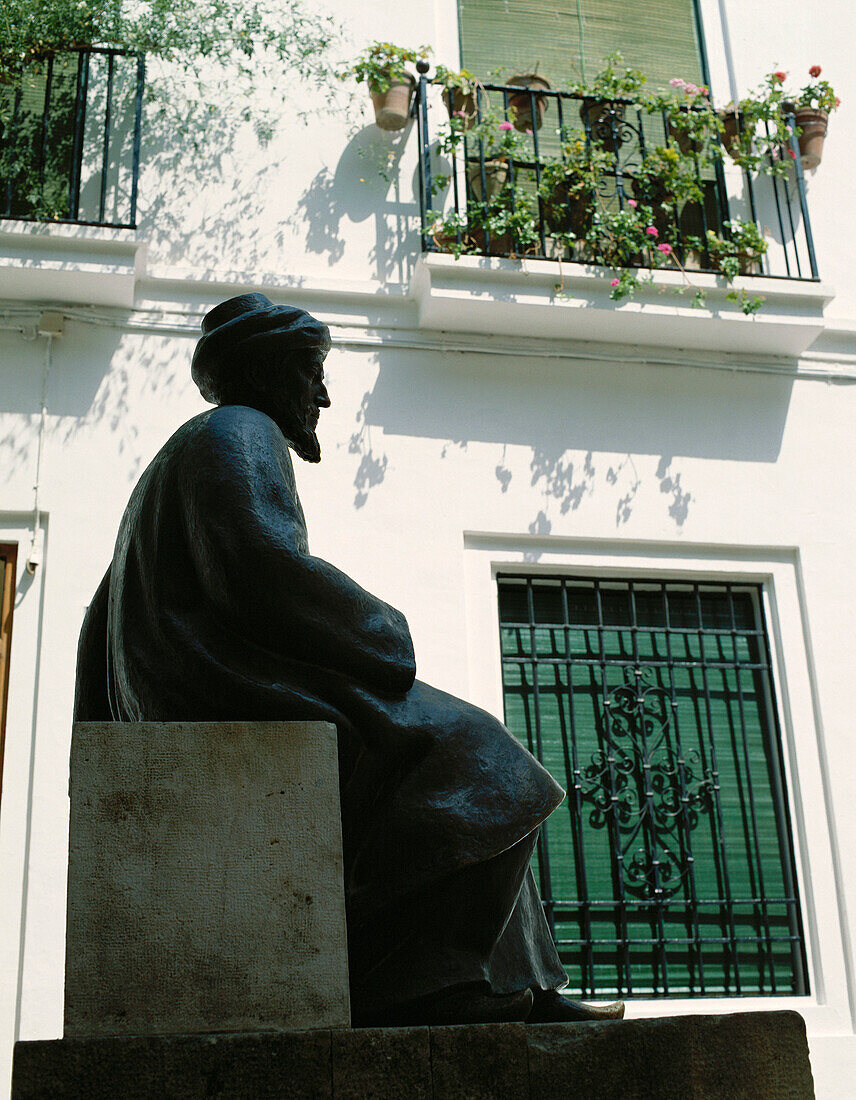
(191, 294, 332, 462)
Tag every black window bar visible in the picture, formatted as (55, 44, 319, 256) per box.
(497, 574, 808, 998)
(0, 47, 144, 229)
(414, 71, 819, 281)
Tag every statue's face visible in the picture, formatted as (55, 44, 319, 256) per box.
(251, 345, 331, 462)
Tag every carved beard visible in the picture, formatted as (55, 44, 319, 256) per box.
(280, 395, 321, 463)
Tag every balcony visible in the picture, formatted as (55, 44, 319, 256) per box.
(0, 47, 144, 229)
(411, 72, 831, 356)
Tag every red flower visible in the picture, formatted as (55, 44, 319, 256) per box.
(773, 70, 787, 83)
(787, 148, 797, 159)
(835, 97, 841, 108)
(809, 65, 822, 78)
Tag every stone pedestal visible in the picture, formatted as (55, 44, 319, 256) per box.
(64, 721, 350, 1037)
(13, 1012, 814, 1098)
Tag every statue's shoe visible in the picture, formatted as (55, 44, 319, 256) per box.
(356, 986, 534, 1027)
(528, 990, 626, 1023)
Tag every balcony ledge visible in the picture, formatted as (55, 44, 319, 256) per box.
(0, 220, 144, 309)
(412, 252, 834, 358)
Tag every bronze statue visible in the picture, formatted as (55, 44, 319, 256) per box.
(75, 293, 624, 1026)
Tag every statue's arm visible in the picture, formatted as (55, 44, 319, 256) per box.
(183, 412, 416, 695)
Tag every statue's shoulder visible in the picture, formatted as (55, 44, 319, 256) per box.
(175, 405, 283, 458)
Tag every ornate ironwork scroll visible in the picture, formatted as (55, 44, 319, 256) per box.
(580, 665, 714, 899)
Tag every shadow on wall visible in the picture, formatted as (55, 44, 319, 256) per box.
(0, 322, 197, 487)
(357, 349, 795, 461)
(342, 347, 798, 527)
(296, 123, 421, 285)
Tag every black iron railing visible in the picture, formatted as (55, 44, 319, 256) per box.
(498, 575, 808, 998)
(0, 47, 144, 229)
(415, 72, 819, 282)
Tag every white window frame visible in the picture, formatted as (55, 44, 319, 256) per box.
(462, 532, 853, 1037)
(0, 515, 48, 1096)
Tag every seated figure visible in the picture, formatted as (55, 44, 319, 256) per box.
(74, 293, 623, 1026)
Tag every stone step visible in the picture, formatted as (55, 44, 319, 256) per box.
(13, 1010, 814, 1099)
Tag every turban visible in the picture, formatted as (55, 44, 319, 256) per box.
(191, 293, 331, 404)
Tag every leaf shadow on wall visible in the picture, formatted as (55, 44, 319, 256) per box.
(347, 347, 799, 527)
(296, 124, 419, 285)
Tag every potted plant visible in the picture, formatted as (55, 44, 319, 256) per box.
(437, 108, 528, 201)
(705, 218, 768, 277)
(632, 143, 704, 239)
(572, 52, 646, 153)
(782, 65, 839, 168)
(645, 78, 717, 156)
(538, 132, 612, 246)
(345, 41, 430, 131)
(434, 64, 484, 131)
(507, 67, 551, 132)
(430, 179, 539, 258)
(715, 70, 792, 175)
(584, 199, 676, 300)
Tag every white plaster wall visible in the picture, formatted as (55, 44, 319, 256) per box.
(1, 0, 856, 1093)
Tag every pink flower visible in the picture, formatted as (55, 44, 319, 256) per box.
(627, 199, 637, 208)
(669, 78, 684, 88)
(835, 97, 841, 108)
(525, 128, 533, 135)
(454, 110, 467, 117)
(809, 65, 822, 78)
(773, 70, 787, 83)
(610, 278, 620, 286)
(645, 226, 659, 237)
(657, 243, 673, 255)
(499, 121, 513, 131)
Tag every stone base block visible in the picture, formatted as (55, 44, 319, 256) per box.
(65, 721, 350, 1037)
(14, 1011, 813, 1099)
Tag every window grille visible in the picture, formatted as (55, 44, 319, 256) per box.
(498, 574, 808, 998)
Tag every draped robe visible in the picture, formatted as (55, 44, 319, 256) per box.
(75, 403, 567, 1011)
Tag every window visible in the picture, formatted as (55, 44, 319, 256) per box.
(498, 574, 808, 998)
(458, 0, 706, 92)
(0, 543, 16, 806)
(0, 49, 144, 227)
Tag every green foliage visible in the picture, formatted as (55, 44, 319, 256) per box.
(705, 218, 768, 281)
(643, 78, 719, 153)
(538, 132, 612, 238)
(585, 201, 671, 300)
(568, 52, 646, 100)
(0, 0, 340, 127)
(433, 64, 479, 96)
(635, 144, 703, 206)
(0, 0, 117, 84)
(791, 65, 839, 113)
(720, 70, 796, 175)
(342, 41, 430, 95)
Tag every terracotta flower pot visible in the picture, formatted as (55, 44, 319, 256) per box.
(736, 253, 763, 276)
(718, 109, 743, 160)
(630, 179, 675, 240)
(543, 184, 593, 239)
(442, 86, 482, 131)
(508, 73, 551, 132)
(370, 73, 416, 131)
(668, 120, 703, 156)
(433, 227, 513, 255)
(466, 159, 509, 201)
(579, 98, 626, 154)
(793, 106, 828, 169)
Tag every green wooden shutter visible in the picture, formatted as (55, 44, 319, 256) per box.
(459, 0, 704, 92)
(498, 576, 807, 999)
